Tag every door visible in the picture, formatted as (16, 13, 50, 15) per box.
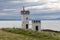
(36, 26, 38, 31)
(26, 24, 28, 29)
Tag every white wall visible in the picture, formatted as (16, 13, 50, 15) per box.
(21, 15, 29, 29)
(31, 21, 41, 31)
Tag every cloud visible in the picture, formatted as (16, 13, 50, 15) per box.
(41, 15, 60, 19)
(24, 0, 60, 11)
(0, 13, 17, 16)
(0, 13, 8, 16)
(3, 9, 17, 11)
(0, 0, 60, 20)
(30, 14, 60, 20)
(45, 0, 59, 3)
(2, 8, 21, 14)
(9, 1, 21, 3)
(24, 0, 39, 2)
(9, 0, 40, 4)
(26, 3, 60, 10)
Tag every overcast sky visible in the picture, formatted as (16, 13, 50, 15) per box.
(0, 0, 60, 20)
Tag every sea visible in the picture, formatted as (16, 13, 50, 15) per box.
(0, 20, 60, 31)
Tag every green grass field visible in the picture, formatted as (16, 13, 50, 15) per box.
(0, 28, 60, 40)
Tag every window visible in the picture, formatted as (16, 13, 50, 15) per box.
(34, 20, 35, 23)
(26, 17, 28, 20)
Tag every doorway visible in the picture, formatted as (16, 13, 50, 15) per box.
(36, 26, 38, 31)
(26, 24, 28, 29)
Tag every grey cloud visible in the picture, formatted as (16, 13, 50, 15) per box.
(0, 0, 60, 20)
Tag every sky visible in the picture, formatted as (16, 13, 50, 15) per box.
(0, 0, 60, 20)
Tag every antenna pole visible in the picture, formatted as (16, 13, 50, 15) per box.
(23, 6, 25, 11)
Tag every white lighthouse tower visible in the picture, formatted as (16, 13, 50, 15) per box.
(21, 7, 30, 29)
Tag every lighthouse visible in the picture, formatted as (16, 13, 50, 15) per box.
(21, 7, 30, 29)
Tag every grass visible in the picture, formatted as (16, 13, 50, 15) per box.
(1, 28, 60, 40)
(0, 29, 39, 40)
